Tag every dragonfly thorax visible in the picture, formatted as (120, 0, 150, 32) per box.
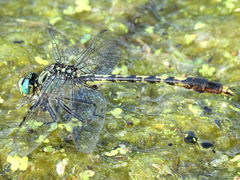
(38, 63, 79, 85)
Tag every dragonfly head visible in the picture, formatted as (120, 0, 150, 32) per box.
(19, 72, 39, 96)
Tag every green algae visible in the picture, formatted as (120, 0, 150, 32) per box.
(0, 0, 240, 179)
(6, 155, 28, 172)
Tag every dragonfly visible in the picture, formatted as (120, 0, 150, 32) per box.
(11, 27, 233, 156)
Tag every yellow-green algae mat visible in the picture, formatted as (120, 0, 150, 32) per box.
(0, 0, 240, 179)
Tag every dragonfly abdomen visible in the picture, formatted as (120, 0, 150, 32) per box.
(164, 77, 230, 94)
(79, 75, 233, 95)
(79, 75, 162, 83)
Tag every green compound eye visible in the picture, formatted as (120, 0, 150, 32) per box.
(18, 73, 38, 96)
(21, 78, 31, 95)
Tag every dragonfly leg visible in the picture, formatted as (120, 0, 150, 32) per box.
(58, 99, 85, 123)
(19, 98, 42, 127)
(43, 98, 58, 122)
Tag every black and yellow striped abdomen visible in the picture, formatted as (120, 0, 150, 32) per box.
(78, 74, 234, 96)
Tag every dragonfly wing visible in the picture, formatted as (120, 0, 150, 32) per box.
(72, 86, 106, 153)
(9, 75, 67, 156)
(9, 106, 57, 156)
(48, 27, 121, 74)
(75, 30, 121, 74)
(48, 28, 81, 64)
(58, 79, 106, 153)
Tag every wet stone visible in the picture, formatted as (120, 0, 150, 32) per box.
(201, 142, 214, 149)
(203, 106, 212, 113)
(184, 131, 198, 144)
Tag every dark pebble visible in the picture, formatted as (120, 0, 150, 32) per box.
(203, 106, 212, 113)
(201, 142, 214, 149)
(13, 40, 24, 44)
(184, 131, 198, 144)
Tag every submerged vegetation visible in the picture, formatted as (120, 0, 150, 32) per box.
(0, 0, 240, 179)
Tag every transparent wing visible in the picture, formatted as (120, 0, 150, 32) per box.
(58, 79, 106, 153)
(10, 77, 106, 155)
(70, 85, 106, 153)
(48, 28, 81, 64)
(48, 28, 121, 74)
(9, 75, 70, 156)
(9, 107, 56, 156)
(75, 30, 121, 74)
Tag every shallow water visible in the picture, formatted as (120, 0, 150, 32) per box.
(0, 0, 240, 179)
